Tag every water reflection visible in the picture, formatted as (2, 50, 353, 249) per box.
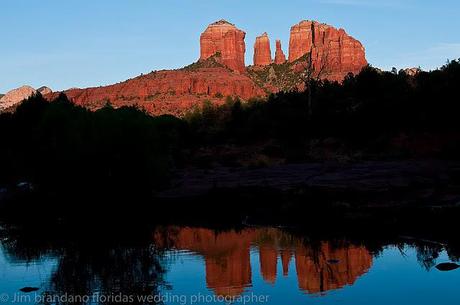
(0, 226, 167, 305)
(153, 227, 372, 296)
(1, 225, 459, 305)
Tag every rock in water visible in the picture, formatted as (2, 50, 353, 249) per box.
(254, 32, 272, 66)
(288, 20, 367, 81)
(200, 20, 246, 73)
(274, 40, 287, 64)
(0, 85, 36, 111)
(435, 262, 460, 271)
(19, 287, 40, 293)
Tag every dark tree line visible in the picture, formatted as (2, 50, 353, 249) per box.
(0, 94, 188, 215)
(187, 59, 460, 158)
(1, 59, 460, 213)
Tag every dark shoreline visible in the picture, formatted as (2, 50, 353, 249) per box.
(1, 159, 460, 248)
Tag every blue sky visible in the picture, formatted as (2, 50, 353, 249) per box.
(1, 0, 459, 92)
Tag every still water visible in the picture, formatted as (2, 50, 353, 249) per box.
(0, 226, 459, 304)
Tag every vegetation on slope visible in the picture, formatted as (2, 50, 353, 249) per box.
(1, 59, 460, 214)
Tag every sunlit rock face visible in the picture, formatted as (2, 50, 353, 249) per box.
(0, 85, 36, 111)
(288, 20, 367, 81)
(44, 68, 265, 117)
(0, 85, 53, 112)
(274, 40, 287, 65)
(402, 67, 422, 76)
(37, 86, 52, 96)
(153, 227, 373, 296)
(199, 20, 246, 73)
(40, 19, 368, 115)
(253, 33, 272, 66)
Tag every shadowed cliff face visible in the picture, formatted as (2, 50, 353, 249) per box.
(153, 227, 372, 296)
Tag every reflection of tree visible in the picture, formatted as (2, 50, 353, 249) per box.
(48, 245, 165, 304)
(0, 225, 167, 305)
(415, 244, 441, 271)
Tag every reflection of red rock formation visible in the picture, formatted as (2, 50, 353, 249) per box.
(280, 249, 292, 276)
(295, 242, 372, 294)
(288, 20, 367, 81)
(153, 227, 256, 296)
(254, 33, 272, 66)
(205, 247, 251, 296)
(200, 20, 246, 73)
(274, 40, 287, 65)
(153, 227, 373, 296)
(259, 246, 278, 283)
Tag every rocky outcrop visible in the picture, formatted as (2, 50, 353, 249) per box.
(288, 20, 367, 81)
(253, 33, 272, 66)
(199, 20, 246, 73)
(45, 64, 266, 117)
(274, 40, 286, 64)
(401, 67, 421, 76)
(0, 85, 36, 111)
(40, 19, 368, 116)
(37, 86, 52, 96)
(0, 85, 53, 112)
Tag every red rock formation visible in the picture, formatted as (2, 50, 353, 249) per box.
(0, 85, 36, 111)
(42, 19, 368, 115)
(402, 67, 422, 76)
(45, 67, 265, 117)
(37, 86, 52, 96)
(288, 20, 367, 81)
(200, 20, 246, 73)
(274, 40, 287, 64)
(254, 33, 272, 66)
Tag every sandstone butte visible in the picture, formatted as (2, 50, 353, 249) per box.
(40, 19, 367, 116)
(288, 20, 367, 80)
(253, 33, 272, 66)
(153, 227, 372, 296)
(200, 19, 246, 74)
(274, 40, 287, 64)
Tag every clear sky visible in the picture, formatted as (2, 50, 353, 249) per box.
(1, 0, 459, 93)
